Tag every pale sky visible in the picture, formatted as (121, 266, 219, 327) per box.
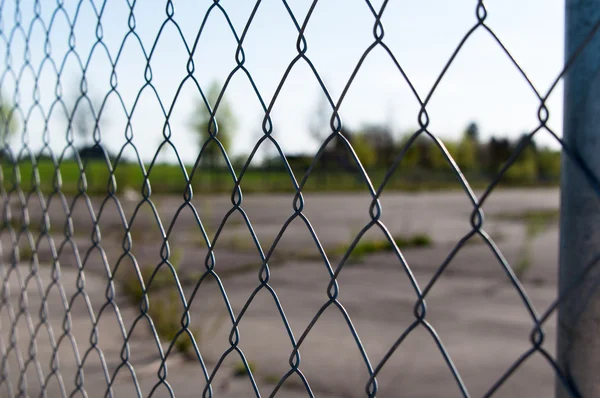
(1, 0, 565, 166)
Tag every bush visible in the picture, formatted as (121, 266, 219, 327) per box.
(503, 147, 538, 184)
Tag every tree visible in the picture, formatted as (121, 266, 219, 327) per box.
(455, 135, 477, 172)
(250, 116, 277, 168)
(358, 123, 395, 168)
(432, 140, 454, 171)
(0, 94, 17, 148)
(504, 145, 537, 183)
(73, 100, 94, 147)
(453, 122, 481, 172)
(351, 133, 376, 169)
(504, 135, 538, 183)
(536, 147, 561, 181)
(396, 134, 421, 169)
(309, 93, 333, 146)
(486, 136, 512, 176)
(156, 137, 170, 165)
(320, 126, 355, 171)
(190, 81, 237, 168)
(66, 76, 108, 157)
(63, 76, 112, 195)
(465, 121, 480, 142)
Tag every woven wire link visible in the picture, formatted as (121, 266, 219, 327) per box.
(0, 0, 598, 397)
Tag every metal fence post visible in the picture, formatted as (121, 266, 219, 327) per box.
(558, 1, 600, 396)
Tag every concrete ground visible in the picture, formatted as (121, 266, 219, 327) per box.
(0, 188, 581, 397)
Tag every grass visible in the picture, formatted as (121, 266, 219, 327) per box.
(494, 208, 559, 233)
(145, 291, 199, 356)
(119, 249, 191, 353)
(514, 254, 531, 279)
(463, 229, 504, 246)
(2, 158, 559, 196)
(333, 233, 432, 262)
(523, 209, 559, 237)
(233, 360, 256, 378)
(263, 373, 305, 390)
(494, 209, 559, 279)
(120, 248, 182, 305)
(174, 333, 194, 356)
(2, 218, 44, 234)
(143, 291, 204, 358)
(225, 231, 256, 252)
(19, 246, 34, 261)
(264, 374, 281, 384)
(118, 248, 227, 357)
(146, 291, 181, 340)
(275, 233, 433, 264)
(149, 295, 226, 359)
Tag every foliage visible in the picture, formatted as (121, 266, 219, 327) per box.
(536, 148, 561, 180)
(455, 136, 477, 172)
(486, 137, 512, 175)
(358, 124, 395, 168)
(351, 133, 377, 168)
(396, 135, 421, 169)
(503, 145, 538, 183)
(190, 81, 238, 167)
(0, 94, 17, 147)
(464, 121, 480, 142)
(309, 94, 332, 145)
(66, 76, 107, 149)
(429, 140, 453, 171)
(4, 156, 563, 198)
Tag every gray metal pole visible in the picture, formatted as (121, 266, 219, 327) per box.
(558, 1, 600, 397)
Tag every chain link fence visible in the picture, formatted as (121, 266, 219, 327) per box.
(0, 0, 599, 397)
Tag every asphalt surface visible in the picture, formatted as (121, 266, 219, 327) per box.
(0, 189, 577, 397)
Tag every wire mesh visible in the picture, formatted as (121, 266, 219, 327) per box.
(0, 0, 599, 397)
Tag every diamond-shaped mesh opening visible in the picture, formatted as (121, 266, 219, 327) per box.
(1, 1, 600, 397)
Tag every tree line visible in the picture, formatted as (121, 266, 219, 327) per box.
(0, 80, 562, 186)
(304, 121, 561, 184)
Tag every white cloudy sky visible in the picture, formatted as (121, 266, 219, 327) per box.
(0, 0, 565, 165)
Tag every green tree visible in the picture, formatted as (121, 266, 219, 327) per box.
(190, 81, 237, 168)
(73, 101, 94, 147)
(536, 147, 561, 181)
(465, 121, 480, 142)
(351, 133, 376, 168)
(309, 94, 332, 146)
(358, 123, 395, 168)
(0, 94, 17, 147)
(396, 134, 421, 169)
(433, 140, 455, 171)
(66, 75, 107, 150)
(504, 145, 537, 183)
(455, 135, 477, 172)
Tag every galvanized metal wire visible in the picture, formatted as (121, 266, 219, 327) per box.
(0, 0, 599, 397)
